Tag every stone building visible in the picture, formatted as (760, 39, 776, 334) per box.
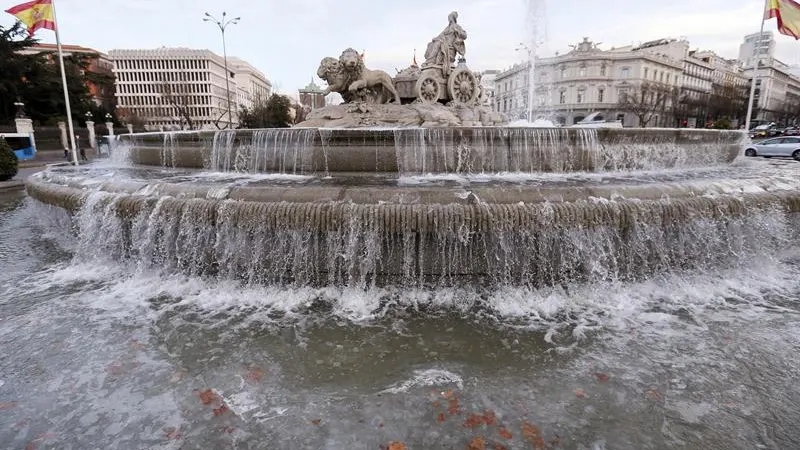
(494, 37, 683, 127)
(109, 48, 271, 130)
(19, 43, 116, 112)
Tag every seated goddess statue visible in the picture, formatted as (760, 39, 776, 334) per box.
(422, 11, 467, 77)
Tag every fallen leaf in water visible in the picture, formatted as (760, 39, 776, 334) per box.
(213, 405, 229, 416)
(311, 419, 321, 426)
(104, 363, 124, 375)
(550, 435, 561, 446)
(0, 402, 16, 410)
(245, 368, 264, 383)
(522, 421, 542, 446)
(24, 432, 57, 450)
(197, 389, 219, 405)
(646, 389, 663, 401)
(468, 436, 486, 450)
(441, 390, 455, 399)
(436, 412, 447, 423)
(498, 427, 512, 440)
(573, 388, 587, 398)
(432, 400, 441, 408)
(223, 426, 237, 434)
(386, 442, 407, 450)
(163, 427, 180, 440)
(447, 397, 461, 415)
(482, 409, 497, 426)
(130, 339, 146, 351)
(594, 372, 610, 383)
(493, 444, 507, 450)
(464, 413, 484, 428)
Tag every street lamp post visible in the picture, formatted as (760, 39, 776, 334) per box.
(204, 12, 240, 130)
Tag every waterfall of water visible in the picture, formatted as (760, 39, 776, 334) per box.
(209, 129, 317, 173)
(395, 127, 602, 175)
(58, 184, 797, 289)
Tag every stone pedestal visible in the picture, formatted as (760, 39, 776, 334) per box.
(86, 121, 96, 148)
(105, 122, 114, 137)
(15, 117, 33, 134)
(57, 121, 69, 150)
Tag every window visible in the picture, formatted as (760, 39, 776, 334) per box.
(598, 88, 605, 103)
(660, 72, 664, 83)
(600, 64, 607, 76)
(560, 66, 566, 78)
(621, 67, 630, 78)
(577, 88, 585, 103)
(579, 65, 586, 77)
(559, 90, 566, 104)
(644, 68, 649, 79)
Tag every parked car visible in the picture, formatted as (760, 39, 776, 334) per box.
(749, 123, 781, 138)
(783, 126, 800, 136)
(744, 136, 800, 160)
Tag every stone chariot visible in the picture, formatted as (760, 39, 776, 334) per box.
(394, 60, 480, 106)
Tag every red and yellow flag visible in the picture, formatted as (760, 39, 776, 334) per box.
(4, 0, 56, 36)
(766, 0, 800, 40)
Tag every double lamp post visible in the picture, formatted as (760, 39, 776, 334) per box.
(203, 11, 240, 129)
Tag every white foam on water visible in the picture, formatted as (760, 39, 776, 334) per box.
(380, 369, 464, 394)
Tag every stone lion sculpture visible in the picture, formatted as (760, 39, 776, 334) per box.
(316, 48, 401, 104)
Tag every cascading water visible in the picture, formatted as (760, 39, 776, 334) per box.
(209, 128, 317, 173)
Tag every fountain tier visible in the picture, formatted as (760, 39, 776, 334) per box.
(121, 127, 745, 175)
(25, 127, 800, 287)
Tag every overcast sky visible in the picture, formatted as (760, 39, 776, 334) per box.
(2, 0, 798, 95)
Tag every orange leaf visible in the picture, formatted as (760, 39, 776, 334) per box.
(468, 436, 486, 450)
(197, 389, 219, 405)
(498, 427, 513, 440)
(646, 389, 663, 401)
(482, 409, 497, 426)
(441, 390, 455, 399)
(130, 339, 146, 351)
(223, 426, 237, 434)
(432, 400, 441, 408)
(447, 397, 461, 415)
(311, 419, 321, 426)
(163, 427, 181, 440)
(246, 368, 264, 383)
(521, 421, 541, 442)
(533, 437, 546, 450)
(463, 413, 484, 428)
(436, 412, 447, 423)
(594, 372, 610, 383)
(493, 444, 508, 450)
(213, 405, 229, 416)
(386, 442, 407, 450)
(573, 388, 587, 398)
(0, 402, 17, 410)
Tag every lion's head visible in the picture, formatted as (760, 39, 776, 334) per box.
(339, 48, 364, 75)
(316, 57, 340, 81)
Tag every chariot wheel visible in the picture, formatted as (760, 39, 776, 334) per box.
(415, 72, 441, 104)
(447, 67, 479, 105)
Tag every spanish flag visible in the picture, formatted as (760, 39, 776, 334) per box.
(766, 0, 800, 40)
(4, 0, 56, 36)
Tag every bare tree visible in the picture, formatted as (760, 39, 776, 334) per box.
(115, 106, 148, 131)
(158, 74, 196, 130)
(707, 82, 748, 125)
(617, 82, 671, 128)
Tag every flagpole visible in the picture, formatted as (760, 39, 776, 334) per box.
(50, 0, 78, 166)
(745, 0, 770, 132)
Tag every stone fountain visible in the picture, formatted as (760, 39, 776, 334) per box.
(25, 12, 800, 288)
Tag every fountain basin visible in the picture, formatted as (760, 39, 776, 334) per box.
(121, 127, 746, 174)
(25, 159, 800, 286)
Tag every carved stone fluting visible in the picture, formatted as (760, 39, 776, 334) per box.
(316, 48, 400, 105)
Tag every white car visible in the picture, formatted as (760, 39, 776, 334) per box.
(744, 136, 800, 161)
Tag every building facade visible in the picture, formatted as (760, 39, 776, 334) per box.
(109, 48, 271, 130)
(739, 31, 776, 70)
(494, 38, 684, 127)
(20, 43, 116, 112)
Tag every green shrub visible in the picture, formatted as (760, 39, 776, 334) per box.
(711, 118, 732, 130)
(0, 139, 18, 182)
